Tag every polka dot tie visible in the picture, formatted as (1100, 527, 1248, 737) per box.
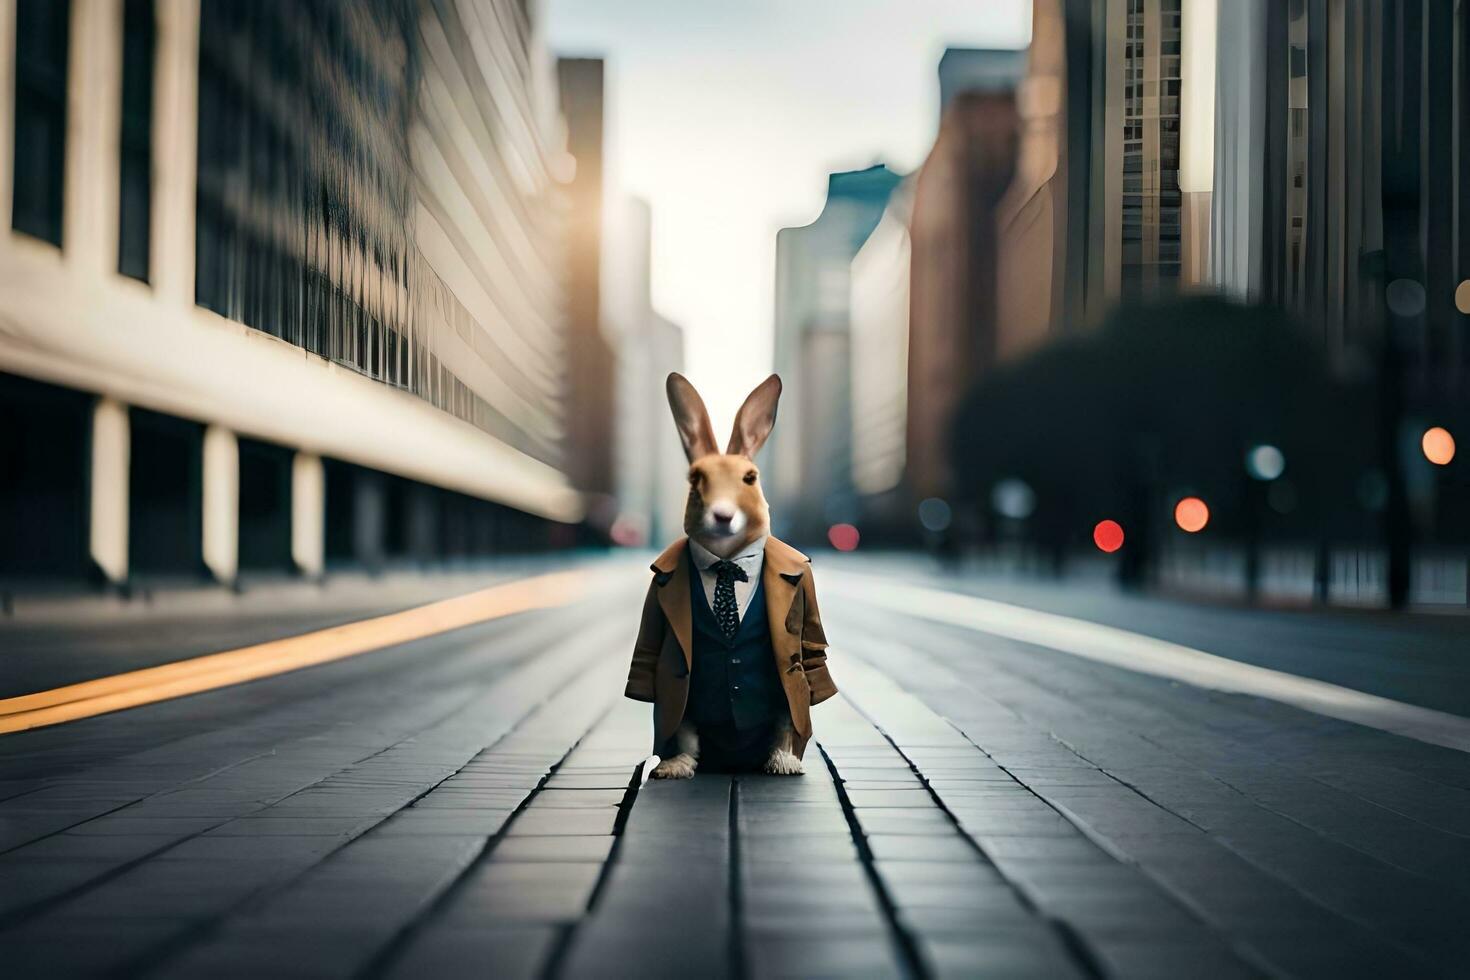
(711, 560, 747, 639)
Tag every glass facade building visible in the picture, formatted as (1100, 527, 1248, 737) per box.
(0, 0, 584, 587)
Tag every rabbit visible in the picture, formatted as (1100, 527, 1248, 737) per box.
(624, 373, 838, 779)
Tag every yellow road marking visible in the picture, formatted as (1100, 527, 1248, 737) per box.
(0, 569, 590, 735)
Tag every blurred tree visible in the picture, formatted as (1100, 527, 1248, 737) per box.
(950, 297, 1378, 590)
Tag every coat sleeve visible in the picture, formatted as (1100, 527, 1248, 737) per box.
(800, 564, 838, 705)
(625, 578, 663, 703)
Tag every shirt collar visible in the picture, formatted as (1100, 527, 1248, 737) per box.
(688, 535, 767, 572)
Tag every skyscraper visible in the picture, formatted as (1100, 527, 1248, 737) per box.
(559, 57, 619, 505)
(998, 0, 1203, 341)
(938, 47, 1029, 116)
(1211, 0, 1469, 389)
(769, 164, 901, 541)
(848, 179, 913, 535)
(605, 196, 688, 548)
(0, 0, 585, 588)
(906, 91, 1020, 506)
(1119, 0, 1184, 299)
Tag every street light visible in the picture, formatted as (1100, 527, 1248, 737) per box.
(990, 478, 1036, 520)
(1245, 444, 1286, 481)
(918, 497, 953, 532)
(1422, 427, 1456, 466)
(1174, 497, 1210, 533)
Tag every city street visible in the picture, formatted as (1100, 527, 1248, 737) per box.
(2, 0, 1466, 977)
(3, 557, 1467, 979)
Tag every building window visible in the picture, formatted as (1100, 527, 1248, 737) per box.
(11, 0, 70, 246)
(118, 0, 155, 281)
(194, 0, 415, 365)
(188, 0, 558, 465)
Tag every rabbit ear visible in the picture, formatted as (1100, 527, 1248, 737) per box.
(666, 373, 719, 462)
(726, 374, 782, 458)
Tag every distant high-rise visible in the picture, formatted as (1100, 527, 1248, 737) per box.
(1211, 0, 1469, 389)
(997, 0, 1204, 343)
(1119, 0, 1184, 298)
(937, 47, 1029, 115)
(769, 164, 901, 541)
(559, 58, 619, 505)
(605, 197, 687, 547)
(848, 180, 914, 516)
(906, 91, 1020, 506)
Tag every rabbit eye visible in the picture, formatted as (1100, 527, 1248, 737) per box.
(743, 471, 757, 485)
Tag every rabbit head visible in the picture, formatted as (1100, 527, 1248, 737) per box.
(666, 373, 782, 559)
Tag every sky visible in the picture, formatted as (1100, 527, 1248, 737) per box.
(545, 0, 1031, 432)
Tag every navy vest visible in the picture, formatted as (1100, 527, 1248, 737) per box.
(686, 558, 787, 731)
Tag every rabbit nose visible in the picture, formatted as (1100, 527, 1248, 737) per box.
(711, 505, 735, 525)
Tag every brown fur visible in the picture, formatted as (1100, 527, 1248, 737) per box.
(668, 373, 781, 561)
(683, 455, 769, 558)
(652, 373, 802, 778)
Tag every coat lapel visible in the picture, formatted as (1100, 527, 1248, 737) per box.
(650, 538, 692, 670)
(762, 536, 808, 672)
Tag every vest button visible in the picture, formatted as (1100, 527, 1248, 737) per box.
(730, 657, 741, 664)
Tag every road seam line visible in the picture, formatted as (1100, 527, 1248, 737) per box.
(815, 741, 930, 980)
(727, 777, 747, 980)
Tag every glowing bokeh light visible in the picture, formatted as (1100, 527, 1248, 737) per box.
(1422, 427, 1456, 466)
(991, 478, 1036, 520)
(608, 515, 645, 547)
(1245, 444, 1285, 481)
(1174, 497, 1210, 533)
(1093, 520, 1124, 553)
(917, 497, 952, 532)
(828, 523, 861, 552)
(1455, 280, 1470, 316)
(1386, 278, 1427, 318)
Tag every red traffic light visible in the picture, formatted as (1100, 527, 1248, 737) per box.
(1093, 520, 1124, 553)
(828, 524, 860, 552)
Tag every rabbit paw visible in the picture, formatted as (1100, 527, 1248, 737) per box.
(651, 753, 697, 779)
(763, 749, 804, 775)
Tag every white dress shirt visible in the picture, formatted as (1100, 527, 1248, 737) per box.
(687, 536, 766, 623)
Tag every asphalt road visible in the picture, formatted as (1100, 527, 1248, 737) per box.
(1, 557, 1466, 978)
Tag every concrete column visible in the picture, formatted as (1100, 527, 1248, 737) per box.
(201, 424, 238, 584)
(89, 398, 130, 584)
(1179, 0, 1218, 288)
(0, 0, 16, 232)
(1180, 192, 1213, 287)
(353, 472, 386, 569)
(291, 452, 325, 578)
(151, 0, 199, 304)
(64, 0, 123, 276)
(1208, 0, 1268, 298)
(407, 485, 439, 563)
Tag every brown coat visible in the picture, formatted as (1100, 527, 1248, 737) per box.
(625, 536, 837, 759)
